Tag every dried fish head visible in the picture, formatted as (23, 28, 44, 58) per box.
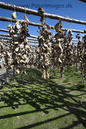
(11, 11, 17, 19)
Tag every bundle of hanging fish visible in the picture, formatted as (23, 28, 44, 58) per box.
(37, 15, 51, 79)
(62, 29, 73, 68)
(0, 39, 6, 67)
(50, 20, 64, 69)
(0, 39, 4, 61)
(76, 34, 83, 70)
(81, 35, 86, 77)
(0, 39, 13, 69)
(35, 47, 40, 68)
(28, 46, 36, 67)
(32, 46, 38, 67)
(72, 45, 77, 65)
(7, 11, 30, 74)
(51, 20, 74, 77)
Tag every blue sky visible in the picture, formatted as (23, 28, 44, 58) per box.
(0, 0, 86, 38)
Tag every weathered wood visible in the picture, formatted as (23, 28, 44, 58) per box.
(6, 68, 9, 83)
(72, 39, 78, 41)
(0, 33, 11, 37)
(0, 36, 79, 44)
(0, 16, 42, 27)
(0, 28, 9, 33)
(60, 67, 64, 78)
(0, 16, 85, 33)
(0, 36, 38, 42)
(79, 0, 86, 3)
(0, 37, 11, 40)
(30, 35, 37, 38)
(0, 2, 86, 25)
(29, 44, 38, 47)
(0, 28, 38, 38)
(50, 66, 52, 75)
(28, 38, 38, 41)
(3, 40, 38, 47)
(52, 66, 55, 76)
(13, 67, 15, 77)
(28, 41, 38, 43)
(0, 34, 79, 43)
(0, 16, 17, 23)
(0, 34, 38, 41)
(2, 40, 38, 45)
(62, 28, 85, 33)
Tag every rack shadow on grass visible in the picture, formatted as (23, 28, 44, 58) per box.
(0, 68, 86, 128)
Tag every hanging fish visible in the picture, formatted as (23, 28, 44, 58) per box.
(11, 11, 17, 19)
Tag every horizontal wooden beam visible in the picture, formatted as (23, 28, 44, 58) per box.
(0, 16, 43, 27)
(0, 16, 85, 33)
(0, 33, 38, 40)
(28, 41, 38, 43)
(0, 2, 86, 25)
(0, 33, 10, 37)
(28, 38, 38, 41)
(0, 36, 38, 43)
(0, 28, 9, 33)
(62, 28, 85, 33)
(79, 0, 86, 3)
(72, 39, 78, 41)
(0, 36, 78, 43)
(3, 40, 38, 45)
(29, 44, 38, 47)
(0, 28, 38, 38)
(0, 37, 11, 40)
(30, 35, 38, 38)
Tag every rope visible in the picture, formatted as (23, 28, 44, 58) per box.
(70, 22, 71, 30)
(46, 17, 47, 24)
(25, 7, 27, 16)
(14, 5, 15, 11)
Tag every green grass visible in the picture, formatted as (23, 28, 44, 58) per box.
(0, 67, 86, 129)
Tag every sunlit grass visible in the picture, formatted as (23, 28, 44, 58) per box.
(0, 67, 86, 129)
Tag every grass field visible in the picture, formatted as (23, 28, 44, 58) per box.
(0, 67, 86, 129)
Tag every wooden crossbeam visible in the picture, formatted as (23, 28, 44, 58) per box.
(0, 2, 86, 25)
(0, 28, 38, 38)
(0, 33, 38, 41)
(0, 16, 85, 33)
(0, 36, 38, 43)
(0, 28, 9, 33)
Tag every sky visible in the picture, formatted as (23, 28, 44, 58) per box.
(0, 0, 86, 62)
(0, 0, 86, 37)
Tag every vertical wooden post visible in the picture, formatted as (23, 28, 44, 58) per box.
(53, 66, 55, 76)
(30, 65, 32, 68)
(13, 66, 15, 77)
(50, 66, 52, 75)
(76, 46, 78, 72)
(6, 68, 9, 83)
(60, 67, 64, 78)
(5, 51, 9, 83)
